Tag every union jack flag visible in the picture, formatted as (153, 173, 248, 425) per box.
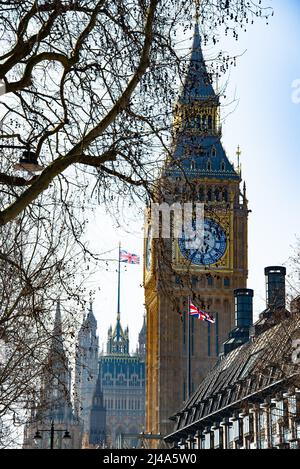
(120, 250, 140, 264)
(189, 302, 215, 324)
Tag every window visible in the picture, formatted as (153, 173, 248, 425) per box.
(192, 276, 198, 287)
(243, 416, 250, 435)
(228, 425, 234, 449)
(191, 160, 196, 170)
(204, 431, 212, 449)
(233, 419, 240, 441)
(207, 322, 211, 357)
(221, 160, 226, 171)
(207, 276, 214, 287)
(214, 429, 220, 448)
(175, 275, 181, 286)
(207, 159, 212, 171)
(211, 146, 217, 157)
(224, 277, 230, 288)
(239, 350, 263, 380)
(215, 312, 219, 356)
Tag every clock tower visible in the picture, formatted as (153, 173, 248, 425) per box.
(144, 24, 249, 438)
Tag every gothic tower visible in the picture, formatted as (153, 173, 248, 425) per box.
(89, 372, 106, 447)
(144, 24, 248, 437)
(74, 302, 99, 437)
(40, 300, 73, 423)
(23, 301, 82, 449)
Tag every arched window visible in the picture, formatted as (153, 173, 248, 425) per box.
(191, 160, 196, 170)
(221, 160, 226, 171)
(211, 146, 217, 157)
(207, 159, 212, 171)
(207, 188, 212, 202)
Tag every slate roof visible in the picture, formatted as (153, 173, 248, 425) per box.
(166, 135, 239, 180)
(165, 311, 300, 441)
(179, 23, 216, 104)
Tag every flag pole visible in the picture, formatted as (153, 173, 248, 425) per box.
(117, 242, 121, 317)
(187, 295, 191, 399)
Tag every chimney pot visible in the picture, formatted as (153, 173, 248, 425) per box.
(265, 266, 286, 310)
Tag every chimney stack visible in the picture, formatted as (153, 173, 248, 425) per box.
(234, 288, 253, 328)
(265, 266, 286, 310)
(222, 289, 254, 356)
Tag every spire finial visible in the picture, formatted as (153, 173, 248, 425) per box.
(243, 181, 247, 203)
(194, 0, 200, 22)
(236, 145, 242, 174)
(178, 10, 216, 106)
(51, 299, 64, 353)
(54, 299, 62, 332)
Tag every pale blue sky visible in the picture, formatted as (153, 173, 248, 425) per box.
(86, 0, 300, 351)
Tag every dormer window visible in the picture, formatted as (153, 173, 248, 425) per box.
(211, 146, 217, 157)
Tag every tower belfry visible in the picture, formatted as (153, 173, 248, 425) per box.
(144, 23, 249, 438)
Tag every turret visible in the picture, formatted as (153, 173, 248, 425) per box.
(138, 314, 146, 361)
(74, 302, 99, 435)
(107, 314, 129, 355)
(89, 370, 106, 447)
(40, 301, 73, 422)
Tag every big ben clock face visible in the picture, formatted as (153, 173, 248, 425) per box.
(178, 218, 227, 266)
(146, 226, 152, 271)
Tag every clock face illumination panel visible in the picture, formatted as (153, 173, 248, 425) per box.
(178, 218, 227, 266)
